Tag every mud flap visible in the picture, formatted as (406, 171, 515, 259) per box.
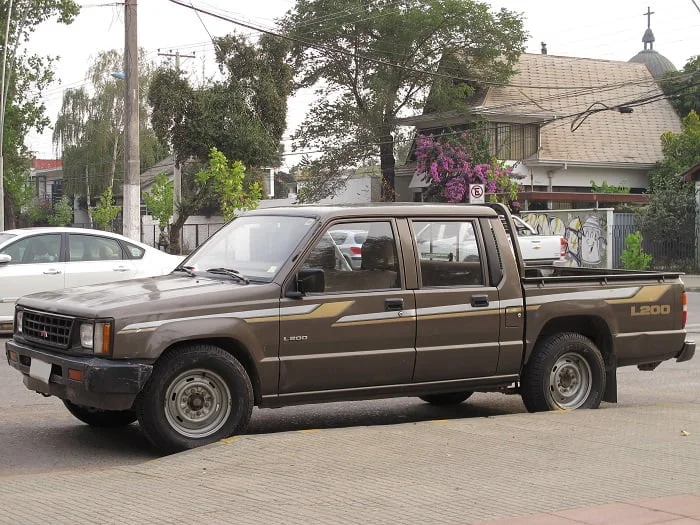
(603, 356, 617, 403)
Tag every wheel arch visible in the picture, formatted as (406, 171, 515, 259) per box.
(526, 315, 614, 367)
(158, 338, 263, 406)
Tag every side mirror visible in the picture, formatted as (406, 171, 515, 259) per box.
(0, 254, 11, 265)
(286, 268, 325, 298)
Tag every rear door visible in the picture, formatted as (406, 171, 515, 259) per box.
(278, 219, 417, 393)
(64, 233, 137, 288)
(0, 233, 65, 319)
(411, 218, 501, 381)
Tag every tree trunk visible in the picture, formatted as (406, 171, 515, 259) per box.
(109, 135, 119, 191)
(4, 193, 15, 229)
(168, 212, 188, 255)
(379, 126, 396, 202)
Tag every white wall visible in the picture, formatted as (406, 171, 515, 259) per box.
(514, 164, 649, 190)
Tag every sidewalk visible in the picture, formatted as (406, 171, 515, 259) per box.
(683, 274, 700, 292)
(1, 402, 699, 524)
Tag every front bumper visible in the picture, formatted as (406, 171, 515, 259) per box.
(677, 340, 696, 363)
(5, 338, 153, 410)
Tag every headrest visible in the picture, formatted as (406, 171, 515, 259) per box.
(361, 236, 396, 271)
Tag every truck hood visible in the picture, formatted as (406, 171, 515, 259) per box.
(17, 274, 281, 321)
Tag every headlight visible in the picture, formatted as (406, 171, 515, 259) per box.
(15, 310, 23, 334)
(79, 321, 113, 354)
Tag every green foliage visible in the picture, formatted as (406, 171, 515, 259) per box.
(195, 148, 261, 221)
(4, 168, 34, 212)
(639, 111, 700, 260)
(90, 187, 121, 232)
(281, 0, 527, 201)
(620, 231, 652, 270)
(143, 172, 173, 228)
(1, 0, 80, 227)
(148, 34, 291, 168)
(53, 49, 166, 198)
(590, 180, 630, 194)
(47, 196, 73, 226)
(660, 56, 700, 118)
(26, 199, 53, 226)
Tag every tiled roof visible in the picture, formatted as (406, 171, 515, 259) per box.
(479, 53, 681, 165)
(30, 159, 62, 170)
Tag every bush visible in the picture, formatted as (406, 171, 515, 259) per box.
(47, 196, 73, 226)
(621, 231, 652, 270)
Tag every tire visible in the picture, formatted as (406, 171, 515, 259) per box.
(419, 392, 473, 405)
(136, 344, 253, 454)
(520, 332, 606, 413)
(63, 400, 137, 428)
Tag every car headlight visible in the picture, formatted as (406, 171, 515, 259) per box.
(79, 321, 113, 355)
(15, 310, 23, 334)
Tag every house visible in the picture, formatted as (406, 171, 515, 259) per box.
(395, 49, 681, 208)
(29, 159, 63, 204)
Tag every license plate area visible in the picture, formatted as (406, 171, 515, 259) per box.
(29, 357, 52, 384)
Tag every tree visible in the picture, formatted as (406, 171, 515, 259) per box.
(638, 111, 700, 262)
(414, 132, 521, 206)
(90, 187, 121, 232)
(1, 0, 80, 228)
(195, 148, 262, 221)
(143, 172, 173, 229)
(53, 49, 166, 205)
(660, 55, 699, 119)
(281, 0, 526, 201)
(148, 33, 291, 251)
(47, 196, 73, 226)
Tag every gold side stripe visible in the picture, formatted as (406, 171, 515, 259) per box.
(247, 301, 355, 324)
(331, 317, 416, 328)
(606, 285, 671, 304)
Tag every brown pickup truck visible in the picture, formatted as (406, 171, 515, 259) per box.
(5, 204, 695, 453)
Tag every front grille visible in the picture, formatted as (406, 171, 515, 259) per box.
(23, 310, 75, 349)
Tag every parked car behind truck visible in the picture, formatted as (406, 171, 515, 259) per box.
(5, 204, 694, 453)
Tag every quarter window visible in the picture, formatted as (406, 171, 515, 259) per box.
(413, 221, 483, 287)
(300, 221, 400, 293)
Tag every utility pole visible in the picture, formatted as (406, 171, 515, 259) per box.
(0, 0, 14, 231)
(157, 49, 194, 223)
(122, 0, 140, 240)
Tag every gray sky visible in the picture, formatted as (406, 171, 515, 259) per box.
(24, 0, 700, 166)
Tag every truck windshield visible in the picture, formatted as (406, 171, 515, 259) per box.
(183, 215, 316, 282)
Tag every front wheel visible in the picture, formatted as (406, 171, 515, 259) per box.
(136, 344, 253, 454)
(63, 400, 137, 427)
(419, 392, 473, 405)
(520, 332, 605, 412)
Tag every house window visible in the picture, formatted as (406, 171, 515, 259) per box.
(487, 122, 538, 160)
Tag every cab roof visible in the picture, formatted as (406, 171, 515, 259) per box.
(246, 203, 499, 220)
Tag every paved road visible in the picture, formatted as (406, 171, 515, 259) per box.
(2, 292, 699, 478)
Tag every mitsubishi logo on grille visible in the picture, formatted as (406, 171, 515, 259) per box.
(40, 330, 48, 338)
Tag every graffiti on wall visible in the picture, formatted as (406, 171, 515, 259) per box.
(521, 210, 609, 268)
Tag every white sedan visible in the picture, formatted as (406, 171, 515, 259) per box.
(0, 227, 184, 332)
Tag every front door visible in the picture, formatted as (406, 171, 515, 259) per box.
(411, 219, 501, 382)
(278, 220, 416, 394)
(0, 234, 64, 321)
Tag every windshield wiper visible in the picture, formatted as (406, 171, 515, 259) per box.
(174, 266, 196, 277)
(205, 267, 250, 285)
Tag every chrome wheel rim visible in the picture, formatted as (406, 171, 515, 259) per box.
(164, 368, 232, 438)
(549, 352, 592, 409)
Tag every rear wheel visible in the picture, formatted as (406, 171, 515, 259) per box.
(521, 332, 605, 412)
(63, 400, 137, 428)
(136, 344, 253, 454)
(419, 392, 473, 405)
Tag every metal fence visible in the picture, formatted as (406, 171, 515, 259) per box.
(612, 213, 698, 272)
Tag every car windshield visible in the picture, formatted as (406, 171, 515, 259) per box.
(183, 215, 316, 282)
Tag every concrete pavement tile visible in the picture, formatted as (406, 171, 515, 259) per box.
(473, 513, 584, 524)
(630, 495, 700, 519)
(554, 502, 680, 524)
(660, 520, 700, 524)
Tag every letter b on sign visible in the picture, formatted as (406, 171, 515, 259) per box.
(469, 184, 485, 204)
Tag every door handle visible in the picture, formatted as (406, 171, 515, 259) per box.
(385, 298, 404, 311)
(43, 269, 62, 275)
(471, 295, 489, 308)
(113, 266, 131, 272)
